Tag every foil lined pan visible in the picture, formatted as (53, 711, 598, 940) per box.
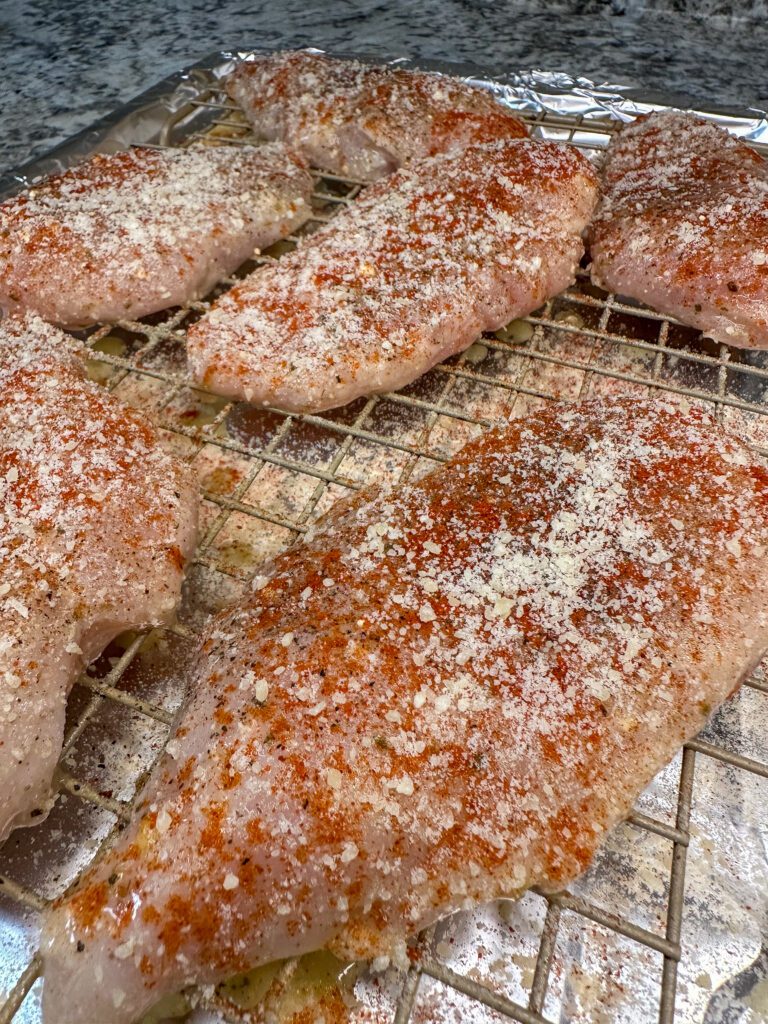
(0, 49, 767, 1024)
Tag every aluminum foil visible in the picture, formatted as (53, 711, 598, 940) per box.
(495, 69, 768, 142)
(0, 49, 767, 1024)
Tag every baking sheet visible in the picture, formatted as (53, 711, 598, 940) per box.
(0, 48, 767, 1024)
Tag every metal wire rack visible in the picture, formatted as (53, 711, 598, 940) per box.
(1, 62, 767, 1024)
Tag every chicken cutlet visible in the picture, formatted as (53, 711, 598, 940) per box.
(41, 396, 768, 1024)
(226, 50, 528, 181)
(0, 315, 196, 841)
(0, 143, 312, 328)
(187, 138, 598, 412)
(589, 111, 768, 348)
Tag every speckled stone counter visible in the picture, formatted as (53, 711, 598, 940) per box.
(2, 0, 767, 175)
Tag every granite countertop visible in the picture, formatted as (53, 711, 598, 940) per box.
(2, 0, 768, 175)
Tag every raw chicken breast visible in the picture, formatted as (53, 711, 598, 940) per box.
(187, 139, 598, 412)
(41, 396, 768, 1024)
(0, 315, 196, 841)
(226, 50, 528, 181)
(589, 111, 768, 348)
(0, 143, 312, 328)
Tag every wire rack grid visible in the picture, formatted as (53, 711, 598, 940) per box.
(0, 68, 767, 1024)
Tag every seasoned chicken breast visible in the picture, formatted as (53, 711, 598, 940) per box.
(187, 139, 598, 412)
(226, 50, 528, 181)
(589, 111, 768, 348)
(225, 49, 532, 181)
(0, 143, 312, 328)
(41, 396, 768, 1024)
(0, 315, 196, 841)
